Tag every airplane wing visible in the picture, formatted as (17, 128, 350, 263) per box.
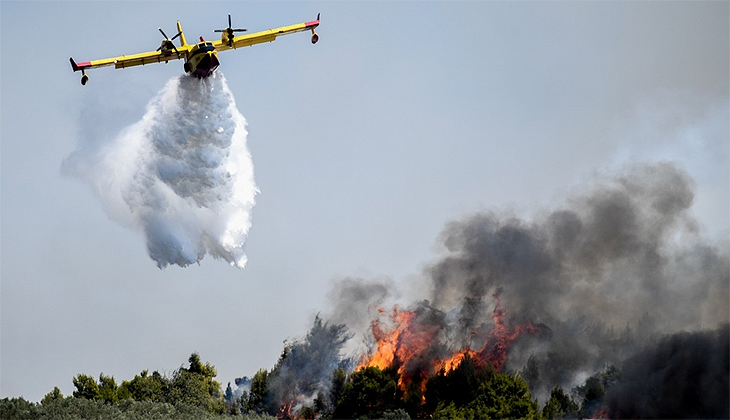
(213, 14, 320, 52)
(70, 49, 188, 72)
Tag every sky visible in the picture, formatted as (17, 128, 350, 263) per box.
(1, 1, 728, 402)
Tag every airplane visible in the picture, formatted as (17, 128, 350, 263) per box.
(70, 13, 320, 85)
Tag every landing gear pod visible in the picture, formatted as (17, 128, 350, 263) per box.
(311, 32, 319, 44)
(81, 73, 89, 86)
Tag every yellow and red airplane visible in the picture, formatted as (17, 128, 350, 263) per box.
(70, 13, 320, 85)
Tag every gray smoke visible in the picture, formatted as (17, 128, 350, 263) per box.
(234, 316, 351, 416)
(325, 277, 396, 356)
(423, 162, 729, 399)
(320, 162, 728, 406)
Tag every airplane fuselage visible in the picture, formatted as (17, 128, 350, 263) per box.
(184, 41, 220, 78)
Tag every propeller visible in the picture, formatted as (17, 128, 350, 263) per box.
(157, 27, 182, 54)
(214, 13, 246, 46)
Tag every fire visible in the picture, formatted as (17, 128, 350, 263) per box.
(356, 305, 442, 388)
(438, 348, 479, 373)
(277, 399, 294, 420)
(357, 289, 547, 391)
(476, 288, 545, 371)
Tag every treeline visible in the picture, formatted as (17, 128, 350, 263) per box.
(1, 352, 615, 420)
(0, 353, 275, 420)
(238, 353, 615, 420)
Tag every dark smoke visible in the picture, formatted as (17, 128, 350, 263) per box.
(605, 324, 729, 419)
(420, 162, 728, 399)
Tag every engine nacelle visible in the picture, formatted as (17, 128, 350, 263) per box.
(311, 32, 319, 44)
(221, 32, 232, 46)
(81, 73, 89, 86)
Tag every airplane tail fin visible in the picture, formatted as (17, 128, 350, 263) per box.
(70, 57, 79, 72)
(177, 21, 187, 46)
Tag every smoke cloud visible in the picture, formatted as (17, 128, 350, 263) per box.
(64, 73, 257, 268)
(420, 162, 728, 397)
(318, 162, 728, 406)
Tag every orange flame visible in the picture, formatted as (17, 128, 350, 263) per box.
(357, 289, 546, 392)
(277, 399, 294, 420)
(356, 305, 442, 390)
(437, 348, 480, 373)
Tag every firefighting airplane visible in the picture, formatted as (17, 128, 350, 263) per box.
(70, 13, 320, 85)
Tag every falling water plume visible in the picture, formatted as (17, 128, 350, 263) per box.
(64, 73, 257, 268)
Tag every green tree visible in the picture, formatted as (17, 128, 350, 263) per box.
(117, 381, 133, 401)
(169, 370, 212, 408)
(72, 373, 101, 400)
(121, 369, 169, 402)
(185, 352, 223, 401)
(424, 355, 481, 415)
(468, 371, 539, 419)
(168, 353, 224, 413)
(244, 369, 270, 413)
(403, 377, 424, 418)
(329, 367, 347, 408)
(542, 386, 578, 419)
(332, 366, 403, 419)
(0, 397, 39, 420)
(41, 386, 64, 405)
(98, 373, 119, 403)
(425, 355, 539, 420)
(574, 375, 604, 418)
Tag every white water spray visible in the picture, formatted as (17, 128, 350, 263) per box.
(65, 73, 257, 268)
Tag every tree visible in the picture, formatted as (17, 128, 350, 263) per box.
(573, 366, 619, 418)
(41, 386, 64, 405)
(169, 369, 212, 409)
(168, 353, 224, 413)
(0, 397, 39, 420)
(72, 373, 101, 400)
(460, 371, 539, 419)
(332, 366, 403, 419)
(542, 386, 578, 419)
(329, 367, 347, 408)
(121, 370, 169, 402)
(98, 373, 119, 403)
(424, 355, 481, 415)
(299, 406, 316, 420)
(244, 368, 270, 414)
(224, 382, 239, 415)
(185, 352, 223, 402)
(313, 390, 327, 414)
(574, 375, 605, 418)
(403, 377, 424, 418)
(425, 355, 539, 420)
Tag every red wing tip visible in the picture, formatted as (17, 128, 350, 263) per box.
(305, 13, 320, 27)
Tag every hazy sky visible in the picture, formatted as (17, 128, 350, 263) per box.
(1, 1, 728, 402)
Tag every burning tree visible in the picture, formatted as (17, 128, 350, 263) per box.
(355, 289, 550, 399)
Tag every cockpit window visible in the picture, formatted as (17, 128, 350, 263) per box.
(197, 43, 215, 53)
